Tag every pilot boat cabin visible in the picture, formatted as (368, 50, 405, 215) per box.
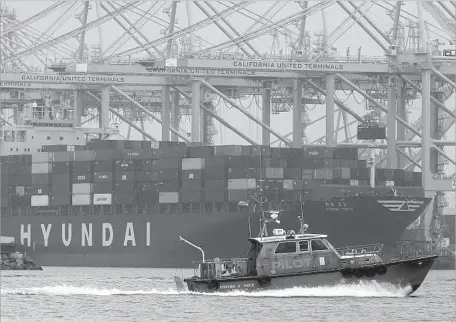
(193, 229, 384, 280)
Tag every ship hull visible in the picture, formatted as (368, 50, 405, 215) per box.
(184, 255, 437, 295)
(0, 196, 430, 268)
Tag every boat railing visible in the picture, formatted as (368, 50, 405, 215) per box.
(336, 244, 384, 257)
(192, 257, 251, 279)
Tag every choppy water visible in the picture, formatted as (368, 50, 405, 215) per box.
(1, 267, 455, 322)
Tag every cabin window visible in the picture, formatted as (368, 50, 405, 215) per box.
(275, 241, 297, 254)
(299, 240, 309, 252)
(311, 239, 328, 251)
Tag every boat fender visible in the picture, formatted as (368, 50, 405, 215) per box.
(257, 275, 272, 287)
(354, 268, 365, 278)
(207, 280, 220, 290)
(341, 267, 354, 278)
(376, 265, 387, 275)
(365, 268, 376, 278)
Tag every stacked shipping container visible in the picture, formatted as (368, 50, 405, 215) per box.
(0, 141, 424, 210)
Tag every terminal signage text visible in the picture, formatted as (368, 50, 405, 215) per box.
(20, 74, 126, 84)
(232, 61, 344, 71)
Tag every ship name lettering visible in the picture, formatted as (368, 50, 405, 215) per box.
(40, 224, 52, 247)
(220, 284, 236, 289)
(243, 283, 255, 288)
(62, 223, 72, 247)
(20, 224, 31, 247)
(124, 222, 136, 247)
(19, 222, 152, 248)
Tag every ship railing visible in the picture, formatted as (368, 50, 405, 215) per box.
(193, 257, 251, 279)
(336, 244, 384, 257)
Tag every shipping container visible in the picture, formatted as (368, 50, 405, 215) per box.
(72, 172, 92, 183)
(115, 171, 134, 182)
(93, 160, 114, 172)
(135, 182, 159, 192)
(159, 192, 180, 204)
(9, 195, 30, 207)
(153, 158, 181, 170)
(204, 179, 226, 190)
(283, 168, 302, 180)
(187, 146, 214, 158)
(264, 179, 284, 191)
(15, 186, 25, 196)
(135, 190, 159, 205)
(205, 156, 226, 167)
(160, 146, 186, 158)
(11, 174, 32, 185)
(181, 190, 203, 203)
(302, 169, 313, 180)
(333, 168, 350, 179)
(28, 185, 50, 195)
(182, 180, 203, 191)
(71, 150, 95, 161)
(93, 193, 112, 205)
(283, 179, 304, 191)
(122, 150, 151, 160)
(204, 190, 226, 202)
(13, 164, 32, 175)
(134, 171, 153, 182)
(228, 190, 250, 201)
(264, 167, 284, 179)
(350, 179, 359, 186)
(52, 162, 70, 174)
(115, 160, 134, 172)
(31, 162, 51, 174)
(51, 151, 72, 163)
(155, 168, 179, 181)
(72, 183, 92, 194)
(93, 182, 114, 194)
(72, 194, 91, 206)
(227, 178, 257, 190)
(94, 172, 113, 182)
(114, 181, 135, 192)
(214, 145, 243, 156)
(51, 183, 70, 194)
(93, 150, 114, 161)
(31, 174, 50, 185)
(158, 180, 180, 192)
(182, 169, 203, 180)
(204, 166, 227, 180)
(50, 194, 70, 207)
(270, 147, 290, 158)
(314, 169, 334, 180)
(302, 147, 326, 159)
(32, 152, 51, 163)
(31, 195, 49, 207)
(182, 158, 206, 170)
(72, 161, 92, 173)
(140, 160, 155, 171)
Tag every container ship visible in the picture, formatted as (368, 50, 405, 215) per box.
(0, 129, 432, 268)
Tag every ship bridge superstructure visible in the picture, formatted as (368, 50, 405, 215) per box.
(0, 0, 455, 251)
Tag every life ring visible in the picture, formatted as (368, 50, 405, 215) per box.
(341, 267, 354, 278)
(354, 268, 365, 278)
(207, 279, 220, 290)
(257, 275, 272, 287)
(376, 265, 387, 275)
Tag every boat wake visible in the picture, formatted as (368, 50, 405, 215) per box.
(1, 281, 412, 298)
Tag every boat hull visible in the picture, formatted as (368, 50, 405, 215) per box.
(0, 196, 430, 268)
(184, 255, 437, 295)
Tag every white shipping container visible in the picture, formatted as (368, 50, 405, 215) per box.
(31, 195, 49, 207)
(16, 186, 25, 196)
(227, 178, 257, 190)
(72, 194, 91, 206)
(32, 152, 51, 163)
(265, 167, 284, 179)
(283, 179, 294, 190)
(0, 236, 15, 244)
(31, 162, 50, 174)
(93, 193, 112, 205)
(349, 179, 359, 186)
(159, 192, 180, 204)
(72, 183, 92, 194)
(182, 158, 206, 170)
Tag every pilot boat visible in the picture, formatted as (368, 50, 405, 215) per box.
(174, 206, 437, 295)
